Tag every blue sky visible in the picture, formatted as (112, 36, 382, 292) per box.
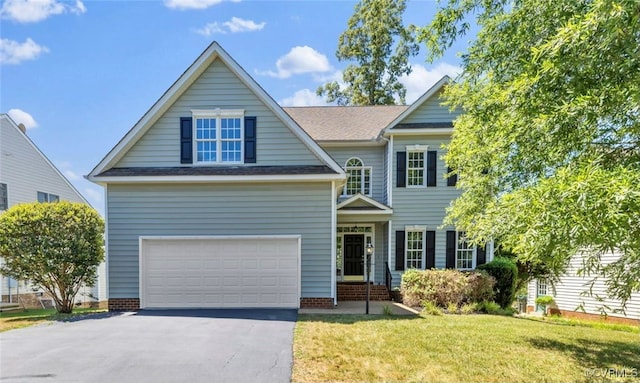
(1, 0, 469, 215)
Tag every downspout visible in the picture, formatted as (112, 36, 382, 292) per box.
(330, 181, 337, 306)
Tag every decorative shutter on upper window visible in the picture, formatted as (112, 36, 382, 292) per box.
(396, 152, 406, 187)
(447, 166, 458, 187)
(476, 245, 487, 266)
(427, 150, 437, 187)
(244, 116, 257, 163)
(180, 117, 193, 164)
(395, 231, 405, 271)
(426, 231, 436, 269)
(445, 230, 456, 269)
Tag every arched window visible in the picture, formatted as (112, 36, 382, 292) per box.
(343, 157, 371, 196)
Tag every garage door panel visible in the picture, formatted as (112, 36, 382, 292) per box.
(141, 236, 300, 309)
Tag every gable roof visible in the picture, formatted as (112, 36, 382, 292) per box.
(382, 76, 454, 136)
(0, 114, 88, 204)
(87, 42, 344, 180)
(284, 105, 407, 142)
(336, 193, 393, 214)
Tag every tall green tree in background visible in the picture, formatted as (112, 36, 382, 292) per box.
(317, 0, 419, 105)
(419, 0, 640, 306)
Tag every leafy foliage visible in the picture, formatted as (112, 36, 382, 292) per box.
(419, 0, 640, 305)
(477, 257, 518, 309)
(317, 0, 418, 105)
(401, 268, 495, 308)
(0, 202, 104, 313)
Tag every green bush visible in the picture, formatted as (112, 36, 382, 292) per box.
(535, 295, 555, 315)
(422, 301, 443, 316)
(460, 302, 478, 315)
(401, 269, 496, 309)
(478, 301, 501, 314)
(477, 257, 518, 309)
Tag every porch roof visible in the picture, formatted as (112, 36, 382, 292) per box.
(337, 194, 393, 218)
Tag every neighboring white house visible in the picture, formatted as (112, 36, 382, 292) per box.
(0, 113, 106, 307)
(527, 251, 640, 324)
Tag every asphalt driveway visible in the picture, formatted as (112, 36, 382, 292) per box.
(0, 309, 297, 383)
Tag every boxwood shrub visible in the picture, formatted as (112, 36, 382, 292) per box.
(477, 257, 518, 309)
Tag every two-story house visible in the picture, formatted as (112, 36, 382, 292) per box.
(88, 42, 493, 311)
(0, 113, 106, 307)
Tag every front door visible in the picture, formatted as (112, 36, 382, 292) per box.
(343, 234, 364, 277)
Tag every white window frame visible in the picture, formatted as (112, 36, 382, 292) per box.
(537, 280, 548, 296)
(406, 145, 428, 188)
(37, 191, 59, 203)
(405, 225, 426, 270)
(192, 109, 244, 165)
(342, 157, 372, 197)
(455, 231, 476, 270)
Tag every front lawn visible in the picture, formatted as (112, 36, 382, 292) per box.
(0, 308, 107, 332)
(293, 314, 639, 383)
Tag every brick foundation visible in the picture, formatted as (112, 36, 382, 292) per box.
(108, 298, 140, 311)
(527, 305, 639, 325)
(299, 297, 334, 308)
(337, 282, 391, 301)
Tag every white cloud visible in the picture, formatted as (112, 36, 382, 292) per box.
(258, 46, 332, 79)
(280, 89, 330, 107)
(0, 38, 49, 64)
(0, 0, 85, 23)
(164, 0, 223, 10)
(195, 17, 265, 36)
(400, 62, 461, 103)
(7, 108, 38, 129)
(63, 169, 80, 181)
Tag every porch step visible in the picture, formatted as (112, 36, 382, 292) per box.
(337, 282, 391, 301)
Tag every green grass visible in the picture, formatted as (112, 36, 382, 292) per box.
(0, 308, 107, 332)
(293, 313, 640, 383)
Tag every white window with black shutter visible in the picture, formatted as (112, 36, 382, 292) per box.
(397, 146, 438, 188)
(179, 110, 257, 165)
(445, 230, 488, 270)
(395, 227, 436, 271)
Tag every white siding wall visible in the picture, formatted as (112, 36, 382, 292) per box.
(106, 182, 333, 300)
(389, 134, 462, 285)
(528, 252, 640, 321)
(116, 60, 323, 168)
(0, 117, 86, 208)
(324, 145, 386, 203)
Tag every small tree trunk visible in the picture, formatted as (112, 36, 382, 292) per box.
(57, 299, 74, 314)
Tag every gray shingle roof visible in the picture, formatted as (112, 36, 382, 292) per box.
(96, 165, 337, 177)
(284, 105, 408, 141)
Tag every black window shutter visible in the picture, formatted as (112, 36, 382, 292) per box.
(447, 166, 458, 187)
(477, 245, 487, 266)
(244, 116, 257, 163)
(396, 152, 406, 187)
(395, 231, 405, 271)
(426, 231, 436, 269)
(427, 150, 437, 187)
(180, 117, 193, 164)
(445, 230, 456, 269)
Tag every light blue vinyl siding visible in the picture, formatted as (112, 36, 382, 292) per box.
(115, 59, 323, 168)
(400, 88, 462, 124)
(389, 135, 462, 285)
(107, 182, 333, 299)
(324, 145, 386, 203)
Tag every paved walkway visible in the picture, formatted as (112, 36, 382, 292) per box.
(299, 301, 419, 315)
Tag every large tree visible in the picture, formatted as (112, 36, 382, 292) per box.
(317, 0, 419, 105)
(419, 0, 640, 305)
(0, 202, 104, 313)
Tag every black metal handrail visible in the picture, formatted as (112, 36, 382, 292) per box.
(384, 261, 392, 292)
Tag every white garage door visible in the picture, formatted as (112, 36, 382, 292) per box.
(140, 236, 300, 309)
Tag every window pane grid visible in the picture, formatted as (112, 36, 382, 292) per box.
(406, 230, 424, 269)
(456, 232, 474, 269)
(407, 151, 425, 186)
(195, 116, 242, 163)
(343, 158, 371, 196)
